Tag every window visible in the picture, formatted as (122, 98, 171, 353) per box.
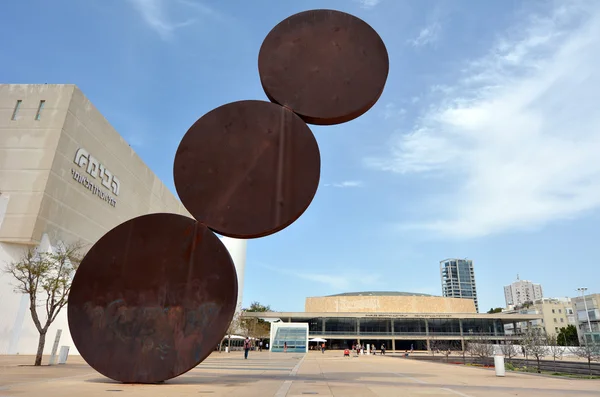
(553, 318, 557, 323)
(35, 100, 45, 120)
(560, 318, 564, 323)
(552, 309, 555, 313)
(559, 309, 562, 313)
(555, 327, 559, 332)
(11, 100, 22, 120)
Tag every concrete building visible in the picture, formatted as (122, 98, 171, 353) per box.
(0, 84, 248, 355)
(440, 259, 479, 312)
(504, 276, 543, 307)
(571, 293, 600, 343)
(503, 298, 576, 337)
(243, 291, 540, 352)
(306, 291, 476, 314)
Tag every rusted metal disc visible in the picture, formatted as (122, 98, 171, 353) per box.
(258, 9, 389, 125)
(68, 213, 238, 383)
(173, 100, 321, 239)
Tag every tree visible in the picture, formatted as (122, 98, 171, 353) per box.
(499, 342, 518, 364)
(3, 242, 82, 366)
(221, 304, 242, 352)
(487, 307, 503, 314)
(241, 301, 272, 340)
(522, 329, 549, 373)
(557, 325, 579, 346)
(571, 340, 600, 376)
(546, 334, 563, 372)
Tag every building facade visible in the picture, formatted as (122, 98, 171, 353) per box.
(306, 291, 476, 314)
(503, 277, 543, 307)
(571, 293, 600, 342)
(0, 84, 247, 355)
(503, 298, 576, 337)
(440, 259, 479, 312)
(244, 291, 540, 352)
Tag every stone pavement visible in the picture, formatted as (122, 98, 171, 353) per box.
(1, 351, 600, 396)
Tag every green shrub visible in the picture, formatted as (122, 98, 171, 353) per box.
(505, 362, 516, 371)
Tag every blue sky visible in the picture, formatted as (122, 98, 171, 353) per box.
(2, 0, 599, 313)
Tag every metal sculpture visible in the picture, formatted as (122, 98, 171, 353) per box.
(68, 9, 388, 383)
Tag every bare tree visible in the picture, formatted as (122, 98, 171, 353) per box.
(522, 329, 549, 373)
(571, 341, 600, 376)
(547, 334, 564, 372)
(221, 304, 242, 352)
(3, 242, 82, 366)
(500, 341, 518, 364)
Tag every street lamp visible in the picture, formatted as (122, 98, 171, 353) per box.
(577, 287, 593, 333)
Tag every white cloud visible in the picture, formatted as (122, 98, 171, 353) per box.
(409, 24, 441, 47)
(383, 103, 407, 120)
(369, 3, 600, 238)
(357, 0, 381, 9)
(258, 264, 381, 291)
(324, 181, 364, 188)
(127, 0, 220, 40)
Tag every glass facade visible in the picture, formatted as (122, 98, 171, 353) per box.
(440, 259, 479, 312)
(299, 317, 505, 338)
(271, 326, 308, 353)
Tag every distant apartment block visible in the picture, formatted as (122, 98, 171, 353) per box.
(504, 276, 543, 307)
(571, 293, 600, 344)
(440, 258, 479, 312)
(503, 298, 576, 336)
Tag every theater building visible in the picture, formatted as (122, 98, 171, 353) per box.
(0, 84, 190, 355)
(244, 292, 541, 352)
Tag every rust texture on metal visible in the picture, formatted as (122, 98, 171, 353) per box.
(258, 9, 389, 126)
(174, 100, 321, 239)
(68, 213, 238, 383)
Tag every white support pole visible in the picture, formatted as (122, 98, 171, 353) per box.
(220, 237, 247, 310)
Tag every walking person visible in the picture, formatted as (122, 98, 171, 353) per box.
(321, 342, 325, 354)
(284, 342, 287, 353)
(372, 344, 377, 355)
(410, 343, 414, 354)
(259, 340, 263, 352)
(381, 343, 386, 355)
(243, 337, 251, 359)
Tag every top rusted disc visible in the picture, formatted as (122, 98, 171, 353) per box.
(68, 213, 238, 383)
(258, 9, 389, 125)
(174, 100, 321, 239)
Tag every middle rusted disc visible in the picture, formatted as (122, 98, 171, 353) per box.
(174, 100, 321, 239)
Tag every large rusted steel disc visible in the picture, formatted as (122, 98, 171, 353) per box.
(173, 100, 321, 239)
(68, 213, 238, 383)
(258, 9, 389, 125)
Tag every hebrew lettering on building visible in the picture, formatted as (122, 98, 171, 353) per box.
(73, 148, 120, 196)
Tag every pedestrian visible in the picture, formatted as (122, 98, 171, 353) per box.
(321, 342, 325, 354)
(372, 344, 377, 355)
(410, 343, 414, 353)
(259, 340, 263, 352)
(243, 337, 251, 359)
(284, 342, 287, 353)
(381, 343, 386, 355)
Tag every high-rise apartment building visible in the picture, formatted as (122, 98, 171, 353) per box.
(440, 258, 479, 312)
(504, 276, 543, 307)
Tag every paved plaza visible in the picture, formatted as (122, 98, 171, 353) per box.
(1, 352, 600, 396)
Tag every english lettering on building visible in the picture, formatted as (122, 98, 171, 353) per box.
(72, 148, 119, 207)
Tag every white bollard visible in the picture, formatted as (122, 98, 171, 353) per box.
(367, 344, 371, 355)
(225, 347, 229, 353)
(494, 355, 505, 377)
(58, 346, 70, 364)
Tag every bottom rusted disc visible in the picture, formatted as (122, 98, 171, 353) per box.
(68, 213, 238, 383)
